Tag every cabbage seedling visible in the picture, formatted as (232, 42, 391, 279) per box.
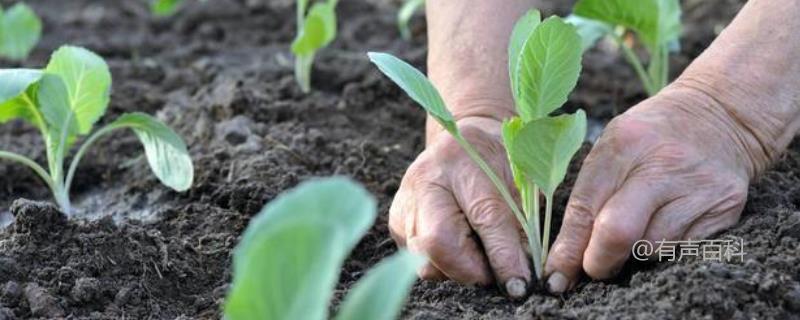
(224, 177, 425, 320)
(292, 0, 338, 93)
(369, 10, 585, 281)
(568, 0, 681, 96)
(0, 45, 194, 214)
(398, 0, 424, 40)
(0, 2, 41, 61)
(150, 0, 207, 17)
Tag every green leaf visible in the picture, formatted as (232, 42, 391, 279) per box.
(45, 45, 112, 135)
(0, 3, 42, 61)
(291, 2, 337, 55)
(334, 250, 425, 320)
(398, 0, 425, 40)
(224, 177, 378, 320)
(573, 0, 681, 49)
(105, 113, 193, 191)
(38, 74, 79, 162)
(565, 14, 613, 52)
(508, 10, 541, 103)
(367, 52, 456, 133)
(0, 69, 42, 103)
(516, 16, 582, 121)
(510, 110, 586, 196)
(38, 74, 79, 138)
(501, 117, 526, 191)
(0, 69, 44, 127)
(151, 0, 185, 17)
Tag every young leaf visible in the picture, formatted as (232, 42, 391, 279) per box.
(565, 14, 613, 52)
(226, 220, 347, 320)
(291, 2, 337, 55)
(0, 69, 43, 127)
(367, 52, 457, 134)
(516, 17, 582, 121)
(38, 74, 78, 138)
(501, 117, 526, 191)
(151, 0, 185, 17)
(508, 10, 541, 103)
(0, 3, 42, 61)
(224, 177, 378, 320)
(509, 110, 586, 197)
(45, 46, 112, 135)
(398, 0, 425, 40)
(334, 250, 425, 320)
(102, 113, 193, 191)
(573, 0, 681, 49)
(0, 69, 42, 103)
(38, 74, 79, 162)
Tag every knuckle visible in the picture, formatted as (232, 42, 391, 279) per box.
(466, 197, 508, 230)
(593, 215, 639, 249)
(564, 195, 596, 231)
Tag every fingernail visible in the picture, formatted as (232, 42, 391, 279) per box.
(546, 272, 568, 294)
(505, 277, 527, 298)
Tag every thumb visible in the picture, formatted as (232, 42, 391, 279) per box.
(453, 167, 531, 298)
(544, 148, 624, 293)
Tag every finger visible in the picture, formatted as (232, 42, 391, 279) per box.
(452, 174, 530, 298)
(582, 178, 667, 280)
(388, 184, 413, 247)
(418, 262, 448, 281)
(407, 182, 493, 285)
(683, 188, 746, 240)
(642, 197, 706, 245)
(544, 147, 626, 293)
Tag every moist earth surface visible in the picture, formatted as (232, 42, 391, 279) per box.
(0, 0, 798, 319)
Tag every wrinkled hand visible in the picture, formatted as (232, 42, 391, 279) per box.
(544, 84, 758, 293)
(389, 117, 531, 297)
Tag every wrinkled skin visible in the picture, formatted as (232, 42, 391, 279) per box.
(390, 0, 800, 297)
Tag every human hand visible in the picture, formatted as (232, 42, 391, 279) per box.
(389, 116, 531, 298)
(543, 83, 762, 293)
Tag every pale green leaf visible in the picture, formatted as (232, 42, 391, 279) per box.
(0, 3, 42, 61)
(510, 110, 586, 196)
(334, 250, 425, 320)
(0, 69, 43, 127)
(516, 16, 582, 121)
(224, 177, 378, 320)
(38, 74, 79, 161)
(501, 117, 526, 191)
(368, 52, 456, 133)
(573, 0, 681, 49)
(226, 220, 346, 320)
(105, 113, 193, 191)
(38, 74, 79, 137)
(0, 69, 42, 103)
(45, 46, 112, 135)
(565, 14, 613, 52)
(398, 0, 425, 40)
(151, 0, 185, 17)
(291, 2, 337, 55)
(508, 10, 541, 103)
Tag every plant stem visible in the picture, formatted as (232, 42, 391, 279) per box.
(0, 151, 55, 190)
(295, 53, 314, 93)
(541, 193, 554, 267)
(0, 151, 65, 209)
(529, 184, 543, 279)
(452, 132, 528, 237)
(612, 34, 656, 96)
(65, 125, 117, 194)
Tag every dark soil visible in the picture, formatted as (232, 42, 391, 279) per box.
(0, 0, 797, 319)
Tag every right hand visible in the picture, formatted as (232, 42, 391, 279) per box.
(388, 116, 532, 298)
